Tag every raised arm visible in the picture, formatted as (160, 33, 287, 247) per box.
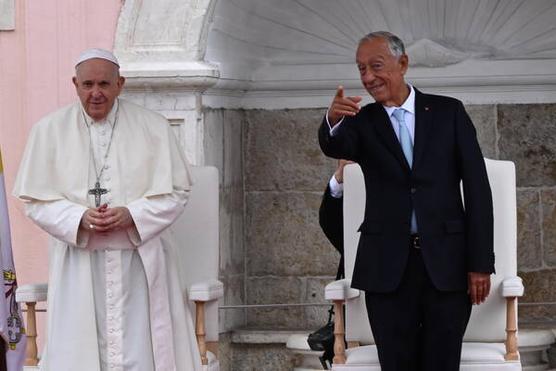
(318, 86, 363, 161)
(327, 86, 362, 126)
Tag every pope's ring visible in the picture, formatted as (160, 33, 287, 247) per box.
(89, 224, 94, 230)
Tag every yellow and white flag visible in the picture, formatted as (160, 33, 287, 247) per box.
(0, 148, 26, 370)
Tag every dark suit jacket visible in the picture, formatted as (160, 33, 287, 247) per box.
(319, 184, 344, 279)
(318, 88, 494, 293)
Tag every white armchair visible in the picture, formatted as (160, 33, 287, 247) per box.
(325, 159, 524, 370)
(16, 165, 223, 371)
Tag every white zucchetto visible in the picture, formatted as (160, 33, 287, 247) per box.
(75, 48, 119, 68)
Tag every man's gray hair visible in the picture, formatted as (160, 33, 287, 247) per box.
(359, 31, 406, 58)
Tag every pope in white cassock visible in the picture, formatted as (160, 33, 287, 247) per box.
(13, 49, 203, 371)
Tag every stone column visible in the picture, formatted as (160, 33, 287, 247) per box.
(113, 0, 246, 341)
(114, 0, 219, 165)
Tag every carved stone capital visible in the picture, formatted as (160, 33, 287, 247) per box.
(115, 0, 219, 91)
(121, 61, 219, 92)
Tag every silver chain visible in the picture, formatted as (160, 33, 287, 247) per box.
(82, 100, 120, 185)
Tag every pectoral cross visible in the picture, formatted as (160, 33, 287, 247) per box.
(88, 181, 108, 207)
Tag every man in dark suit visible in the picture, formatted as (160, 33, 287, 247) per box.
(318, 31, 494, 371)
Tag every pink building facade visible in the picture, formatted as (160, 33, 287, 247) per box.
(0, 0, 122, 346)
(0, 0, 122, 284)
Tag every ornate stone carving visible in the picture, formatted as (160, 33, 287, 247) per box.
(407, 39, 474, 67)
(115, 0, 220, 166)
(208, 0, 556, 67)
(115, 0, 219, 91)
(203, 0, 556, 106)
(115, 0, 556, 106)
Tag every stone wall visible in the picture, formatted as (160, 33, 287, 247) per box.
(207, 103, 556, 370)
(240, 103, 556, 329)
(244, 109, 338, 330)
(500, 104, 556, 326)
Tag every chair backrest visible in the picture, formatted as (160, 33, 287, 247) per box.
(169, 165, 220, 340)
(343, 159, 517, 344)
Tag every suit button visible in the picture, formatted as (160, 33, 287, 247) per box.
(410, 187, 417, 194)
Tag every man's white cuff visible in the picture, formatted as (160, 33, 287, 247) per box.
(329, 175, 344, 198)
(326, 110, 345, 136)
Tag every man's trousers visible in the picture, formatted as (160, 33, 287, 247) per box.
(365, 245, 472, 371)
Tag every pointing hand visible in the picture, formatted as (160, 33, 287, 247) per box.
(327, 85, 362, 126)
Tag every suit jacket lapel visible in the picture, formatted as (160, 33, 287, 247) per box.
(372, 104, 411, 172)
(413, 89, 432, 171)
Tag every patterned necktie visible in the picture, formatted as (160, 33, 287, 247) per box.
(392, 108, 413, 168)
(392, 108, 418, 233)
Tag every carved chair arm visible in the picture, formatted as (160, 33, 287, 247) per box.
(190, 279, 224, 302)
(325, 279, 360, 365)
(16, 283, 48, 367)
(190, 280, 223, 366)
(502, 276, 524, 361)
(325, 279, 360, 301)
